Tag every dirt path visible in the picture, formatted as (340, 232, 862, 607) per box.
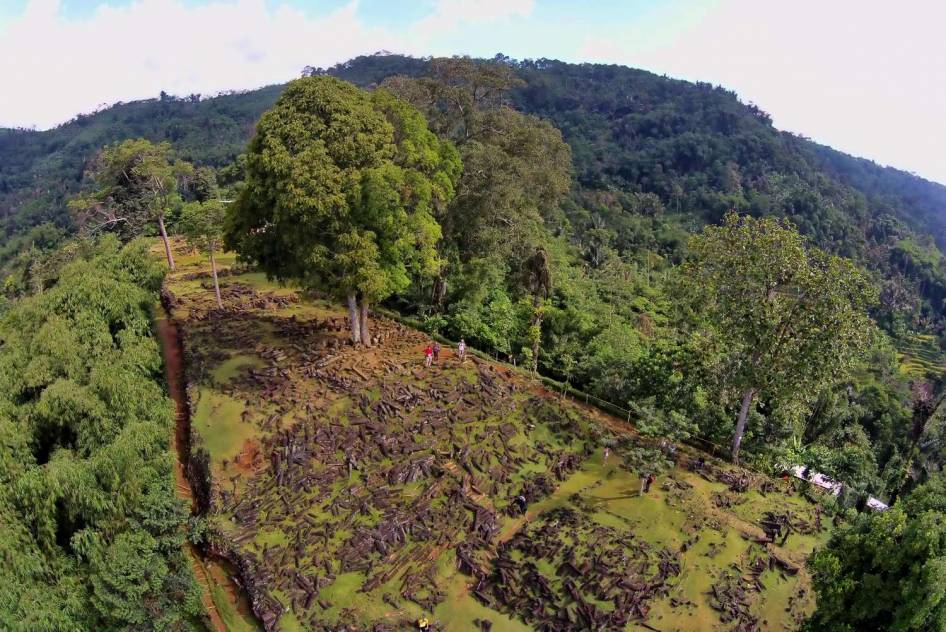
(156, 310, 230, 632)
(156, 314, 196, 509)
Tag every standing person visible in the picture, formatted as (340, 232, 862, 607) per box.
(432, 342, 441, 362)
(424, 344, 433, 367)
(644, 473, 656, 493)
(457, 338, 466, 361)
(603, 445, 610, 462)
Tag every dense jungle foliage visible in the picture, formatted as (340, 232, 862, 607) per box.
(0, 236, 202, 630)
(4, 53, 946, 628)
(806, 471, 946, 631)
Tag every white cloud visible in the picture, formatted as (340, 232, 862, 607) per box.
(0, 0, 538, 130)
(413, 0, 534, 35)
(1, 0, 944, 186)
(0, 0, 414, 128)
(573, 0, 946, 184)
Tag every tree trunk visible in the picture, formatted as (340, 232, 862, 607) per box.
(347, 293, 361, 344)
(157, 214, 175, 271)
(359, 298, 371, 346)
(530, 302, 543, 376)
(731, 388, 756, 464)
(209, 248, 223, 309)
(801, 392, 829, 444)
(892, 393, 944, 502)
(432, 271, 447, 309)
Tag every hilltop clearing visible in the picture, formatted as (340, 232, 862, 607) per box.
(162, 243, 831, 631)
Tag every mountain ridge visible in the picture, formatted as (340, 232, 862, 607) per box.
(3, 53, 946, 329)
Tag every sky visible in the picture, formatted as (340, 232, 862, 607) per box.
(2, 0, 945, 185)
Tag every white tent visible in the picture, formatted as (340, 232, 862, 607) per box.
(789, 465, 842, 496)
(866, 496, 889, 511)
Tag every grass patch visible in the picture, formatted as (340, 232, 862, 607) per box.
(211, 353, 265, 385)
(191, 388, 253, 465)
(210, 582, 262, 632)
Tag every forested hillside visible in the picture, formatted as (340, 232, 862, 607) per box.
(0, 86, 283, 262)
(4, 55, 946, 336)
(4, 52, 946, 482)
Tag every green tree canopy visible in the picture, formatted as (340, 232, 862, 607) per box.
(67, 138, 192, 270)
(225, 76, 460, 344)
(383, 58, 572, 304)
(807, 473, 946, 631)
(180, 199, 227, 308)
(0, 236, 202, 629)
(683, 212, 878, 462)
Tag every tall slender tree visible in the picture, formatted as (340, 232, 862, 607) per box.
(225, 77, 460, 344)
(67, 139, 190, 270)
(179, 199, 227, 308)
(684, 212, 877, 463)
(525, 247, 552, 375)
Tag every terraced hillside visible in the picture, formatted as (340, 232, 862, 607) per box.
(161, 243, 832, 631)
(897, 332, 946, 380)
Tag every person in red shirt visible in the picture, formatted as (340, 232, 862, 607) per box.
(424, 344, 433, 367)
